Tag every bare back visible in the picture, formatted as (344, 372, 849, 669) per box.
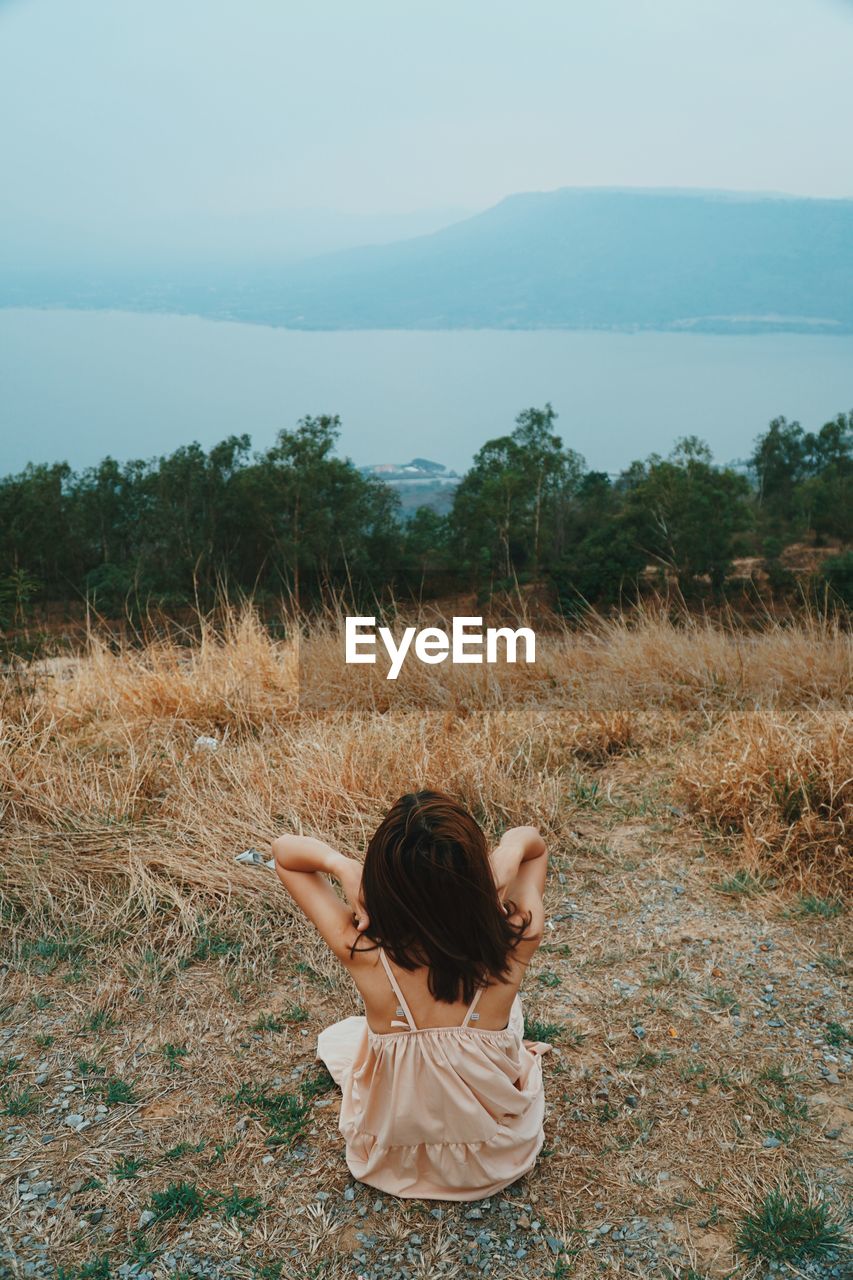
(343, 909, 542, 1034)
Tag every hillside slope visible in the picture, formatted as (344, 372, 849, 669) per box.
(238, 187, 853, 332)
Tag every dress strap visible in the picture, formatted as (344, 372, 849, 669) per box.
(461, 980, 486, 1027)
(378, 948, 417, 1031)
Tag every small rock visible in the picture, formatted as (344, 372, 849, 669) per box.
(138, 1209, 156, 1229)
(87, 1208, 104, 1224)
(632, 1026, 646, 1040)
(763, 1136, 782, 1148)
(825, 1073, 841, 1085)
(343, 1186, 355, 1200)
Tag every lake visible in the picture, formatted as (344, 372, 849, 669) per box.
(0, 308, 851, 476)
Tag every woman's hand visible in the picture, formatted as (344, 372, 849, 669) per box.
(335, 856, 370, 933)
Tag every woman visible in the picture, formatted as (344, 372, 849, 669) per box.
(271, 790, 552, 1201)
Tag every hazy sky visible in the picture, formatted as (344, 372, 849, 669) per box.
(2, 0, 852, 260)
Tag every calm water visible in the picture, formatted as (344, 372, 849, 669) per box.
(0, 308, 851, 475)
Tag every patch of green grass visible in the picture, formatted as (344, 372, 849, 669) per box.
(757, 1062, 804, 1087)
(789, 894, 844, 919)
(284, 1002, 309, 1023)
(209, 1137, 239, 1164)
(817, 952, 846, 975)
(252, 1264, 284, 1280)
(112, 1155, 145, 1180)
(715, 869, 767, 897)
(22, 932, 88, 974)
(56, 1254, 112, 1280)
(823, 1021, 851, 1049)
(30, 993, 51, 1010)
(77, 1058, 105, 1077)
(679, 1060, 709, 1092)
(163, 1141, 200, 1163)
(0, 1055, 19, 1076)
(293, 960, 332, 987)
(523, 1017, 564, 1043)
(630, 1050, 674, 1070)
(87, 1010, 115, 1033)
(251, 1013, 285, 1034)
(300, 1065, 335, 1101)
(536, 970, 562, 988)
(100, 1077, 136, 1107)
(703, 985, 741, 1014)
(736, 1189, 844, 1263)
(34, 1033, 54, 1048)
(126, 1232, 157, 1265)
(230, 1082, 311, 1148)
(149, 1180, 210, 1223)
(218, 1186, 263, 1220)
(181, 923, 242, 967)
(0, 1086, 39, 1117)
(568, 773, 601, 809)
(161, 1043, 188, 1071)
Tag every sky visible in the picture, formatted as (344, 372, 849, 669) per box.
(1, 0, 853, 263)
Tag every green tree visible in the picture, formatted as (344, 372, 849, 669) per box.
(627, 437, 752, 593)
(0, 462, 77, 598)
(550, 472, 647, 610)
(800, 412, 853, 543)
(450, 404, 584, 584)
(750, 416, 808, 533)
(232, 416, 401, 606)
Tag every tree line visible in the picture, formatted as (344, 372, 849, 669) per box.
(1, 406, 851, 624)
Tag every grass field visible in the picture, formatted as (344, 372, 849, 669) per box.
(1, 605, 850, 1279)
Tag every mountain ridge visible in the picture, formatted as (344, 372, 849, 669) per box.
(3, 187, 852, 334)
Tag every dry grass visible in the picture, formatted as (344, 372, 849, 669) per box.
(0, 603, 850, 1277)
(677, 709, 852, 891)
(2, 603, 848, 940)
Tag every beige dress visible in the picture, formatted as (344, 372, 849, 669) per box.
(316, 946, 552, 1201)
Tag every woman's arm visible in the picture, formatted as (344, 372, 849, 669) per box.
(489, 826, 548, 939)
(271, 834, 368, 960)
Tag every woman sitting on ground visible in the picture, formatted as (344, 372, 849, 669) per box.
(271, 789, 552, 1202)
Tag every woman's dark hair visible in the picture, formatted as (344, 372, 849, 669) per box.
(352, 790, 534, 1005)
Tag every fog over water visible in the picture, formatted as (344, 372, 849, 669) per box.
(1, 308, 851, 476)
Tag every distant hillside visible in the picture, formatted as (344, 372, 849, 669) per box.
(245, 188, 853, 333)
(3, 188, 853, 334)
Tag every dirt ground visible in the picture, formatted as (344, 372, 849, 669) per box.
(1, 756, 849, 1280)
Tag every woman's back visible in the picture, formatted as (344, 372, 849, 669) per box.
(317, 941, 553, 1200)
(349, 916, 538, 1033)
